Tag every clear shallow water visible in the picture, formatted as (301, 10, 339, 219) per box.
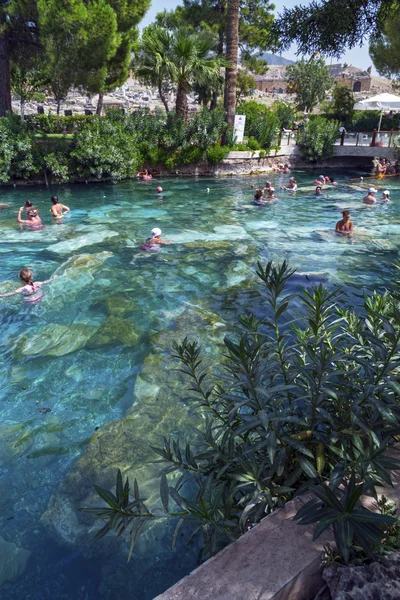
(1, 172, 400, 599)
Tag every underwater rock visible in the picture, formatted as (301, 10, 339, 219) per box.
(19, 323, 96, 357)
(104, 295, 135, 317)
(47, 229, 119, 254)
(54, 251, 113, 279)
(0, 536, 31, 586)
(41, 307, 227, 553)
(87, 317, 139, 348)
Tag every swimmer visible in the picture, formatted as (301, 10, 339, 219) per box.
(50, 195, 70, 219)
(17, 207, 43, 228)
(139, 169, 152, 181)
(264, 181, 272, 190)
(281, 177, 297, 191)
(315, 186, 322, 196)
(328, 177, 337, 185)
(265, 187, 276, 200)
(141, 227, 171, 250)
(381, 190, 391, 203)
(282, 163, 291, 173)
(0, 268, 58, 303)
(156, 186, 163, 194)
(253, 190, 265, 206)
(363, 187, 377, 204)
(313, 175, 325, 186)
(335, 210, 354, 235)
(24, 200, 34, 212)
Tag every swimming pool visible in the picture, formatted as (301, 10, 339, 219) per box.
(1, 171, 400, 599)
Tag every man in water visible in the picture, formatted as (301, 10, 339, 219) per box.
(336, 210, 354, 235)
(281, 177, 297, 191)
(315, 186, 322, 196)
(363, 187, 377, 204)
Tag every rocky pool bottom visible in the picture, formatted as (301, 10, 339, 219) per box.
(1, 173, 400, 599)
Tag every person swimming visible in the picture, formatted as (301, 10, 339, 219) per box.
(335, 210, 354, 235)
(252, 190, 265, 206)
(138, 169, 152, 181)
(50, 195, 70, 219)
(17, 206, 43, 228)
(313, 175, 326, 186)
(0, 268, 58, 303)
(265, 187, 276, 200)
(363, 187, 377, 204)
(281, 177, 297, 191)
(381, 190, 391, 203)
(140, 227, 171, 250)
(315, 186, 322, 196)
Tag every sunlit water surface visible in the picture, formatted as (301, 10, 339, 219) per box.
(1, 171, 400, 599)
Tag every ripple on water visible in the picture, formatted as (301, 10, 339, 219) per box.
(0, 173, 400, 599)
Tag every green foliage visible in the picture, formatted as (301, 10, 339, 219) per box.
(206, 145, 230, 164)
(324, 85, 355, 126)
(86, 260, 400, 563)
(351, 110, 400, 132)
(23, 114, 97, 134)
(0, 118, 37, 182)
(71, 118, 140, 180)
(247, 137, 261, 150)
(85, 263, 400, 562)
(271, 101, 296, 129)
(298, 116, 339, 162)
(369, 5, 400, 80)
(286, 57, 331, 112)
(273, 0, 392, 57)
(236, 69, 256, 105)
(237, 100, 267, 134)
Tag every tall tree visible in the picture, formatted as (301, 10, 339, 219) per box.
(286, 57, 331, 112)
(10, 52, 48, 120)
(133, 25, 173, 113)
(89, 0, 151, 114)
(39, 0, 120, 114)
(155, 0, 274, 110)
(170, 28, 227, 118)
(223, 0, 240, 139)
(273, 0, 393, 58)
(369, 3, 400, 81)
(0, 0, 40, 116)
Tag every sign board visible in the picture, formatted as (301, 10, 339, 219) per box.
(233, 114, 246, 143)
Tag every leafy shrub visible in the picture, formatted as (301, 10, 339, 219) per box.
(272, 101, 296, 129)
(351, 110, 400, 132)
(206, 145, 230, 164)
(42, 152, 70, 183)
(86, 261, 400, 564)
(251, 112, 281, 150)
(298, 116, 339, 162)
(24, 113, 97, 134)
(247, 137, 261, 150)
(237, 100, 268, 134)
(71, 119, 140, 180)
(0, 118, 37, 181)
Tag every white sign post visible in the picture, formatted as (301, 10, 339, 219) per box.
(233, 114, 246, 143)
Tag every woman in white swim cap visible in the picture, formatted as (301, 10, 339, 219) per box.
(381, 190, 391, 203)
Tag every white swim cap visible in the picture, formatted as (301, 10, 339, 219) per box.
(319, 175, 324, 179)
(368, 187, 377, 193)
(269, 187, 275, 192)
(151, 228, 162, 237)
(289, 177, 295, 182)
(383, 190, 390, 195)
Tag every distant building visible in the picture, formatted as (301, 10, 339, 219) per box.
(328, 64, 371, 92)
(254, 63, 372, 94)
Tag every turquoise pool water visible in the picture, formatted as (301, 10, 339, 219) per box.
(1, 171, 400, 599)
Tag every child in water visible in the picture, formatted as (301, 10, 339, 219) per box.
(0, 268, 58, 303)
(140, 228, 171, 250)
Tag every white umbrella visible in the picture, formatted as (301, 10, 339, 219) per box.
(354, 93, 400, 131)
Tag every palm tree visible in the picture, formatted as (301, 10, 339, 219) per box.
(223, 0, 240, 139)
(168, 28, 228, 119)
(134, 25, 172, 113)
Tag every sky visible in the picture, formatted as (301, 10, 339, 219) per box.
(140, 0, 375, 72)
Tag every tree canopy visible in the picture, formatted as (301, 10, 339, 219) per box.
(273, 0, 393, 57)
(285, 57, 331, 113)
(369, 3, 400, 81)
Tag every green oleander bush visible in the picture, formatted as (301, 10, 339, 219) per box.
(86, 261, 400, 564)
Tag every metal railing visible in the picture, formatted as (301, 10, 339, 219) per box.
(279, 129, 400, 148)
